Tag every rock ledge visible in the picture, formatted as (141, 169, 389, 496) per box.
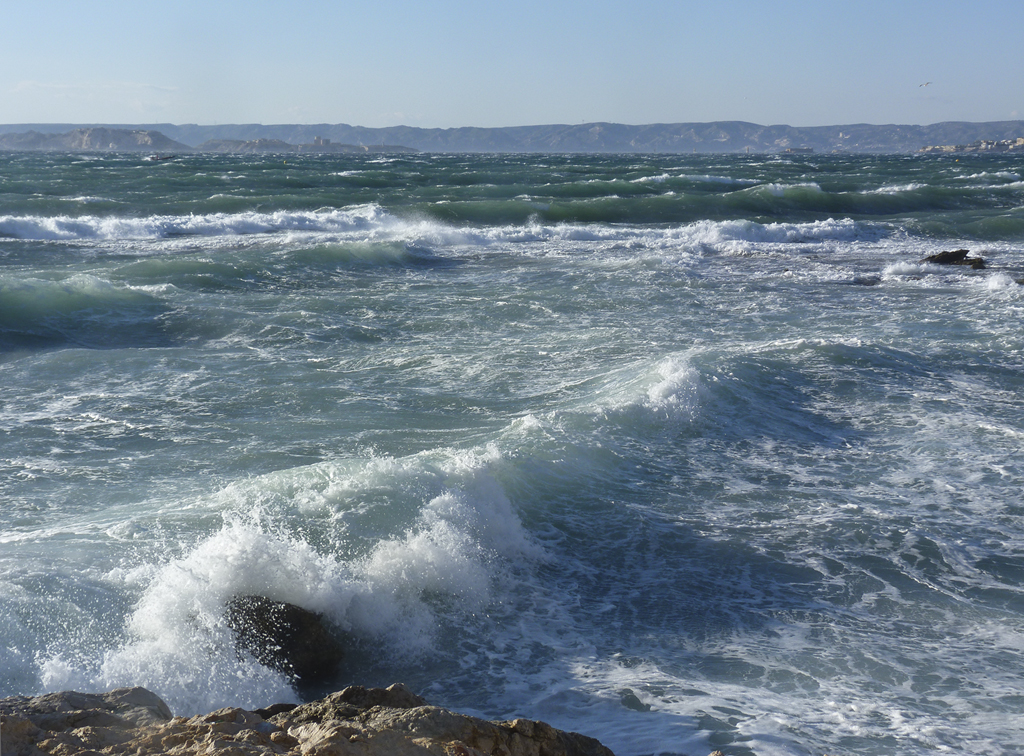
(0, 684, 615, 756)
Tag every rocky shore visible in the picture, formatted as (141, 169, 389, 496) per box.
(0, 685, 619, 756)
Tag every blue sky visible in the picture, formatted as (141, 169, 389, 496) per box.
(3, 0, 1022, 128)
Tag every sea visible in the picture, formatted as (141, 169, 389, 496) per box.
(2, 150, 1023, 756)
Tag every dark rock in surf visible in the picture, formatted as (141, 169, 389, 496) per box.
(923, 248, 969, 264)
(618, 689, 652, 712)
(251, 701, 299, 719)
(921, 248, 986, 269)
(225, 595, 344, 684)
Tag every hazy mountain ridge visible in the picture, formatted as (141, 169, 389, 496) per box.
(0, 127, 190, 153)
(2, 120, 1023, 153)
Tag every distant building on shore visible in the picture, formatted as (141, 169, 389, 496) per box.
(920, 137, 1024, 154)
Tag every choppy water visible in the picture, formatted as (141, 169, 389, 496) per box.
(2, 150, 1024, 756)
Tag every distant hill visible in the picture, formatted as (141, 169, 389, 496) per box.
(0, 127, 190, 153)
(0, 128, 416, 155)
(2, 120, 1023, 154)
(195, 138, 417, 154)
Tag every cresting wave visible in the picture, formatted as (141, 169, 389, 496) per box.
(0, 273, 169, 349)
(0, 203, 891, 248)
(0, 205, 400, 242)
(37, 447, 532, 710)
(32, 353, 700, 715)
(0, 212, 895, 350)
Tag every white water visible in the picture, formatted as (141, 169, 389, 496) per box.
(3, 152, 1024, 756)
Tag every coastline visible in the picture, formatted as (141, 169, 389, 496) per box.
(0, 684, 620, 756)
(3, 119, 1024, 154)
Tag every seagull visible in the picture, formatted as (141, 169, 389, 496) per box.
(919, 81, 932, 87)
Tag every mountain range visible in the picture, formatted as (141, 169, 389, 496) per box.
(2, 120, 1023, 154)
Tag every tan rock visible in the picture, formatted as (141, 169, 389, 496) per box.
(269, 730, 300, 749)
(0, 685, 614, 756)
(0, 713, 46, 756)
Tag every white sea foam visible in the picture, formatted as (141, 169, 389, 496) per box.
(0, 205, 882, 258)
(484, 217, 880, 264)
(35, 446, 543, 714)
(0, 205, 397, 242)
(644, 355, 704, 412)
(546, 353, 706, 430)
(882, 261, 939, 277)
(682, 217, 874, 247)
(64, 195, 116, 204)
(681, 173, 761, 186)
(629, 173, 670, 183)
(962, 171, 1022, 181)
(981, 272, 1022, 290)
(861, 182, 927, 194)
(754, 181, 824, 197)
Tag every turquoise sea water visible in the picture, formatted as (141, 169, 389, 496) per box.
(2, 151, 1024, 756)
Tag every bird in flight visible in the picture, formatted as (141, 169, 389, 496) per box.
(919, 81, 932, 87)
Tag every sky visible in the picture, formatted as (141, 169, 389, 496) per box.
(3, 0, 1023, 129)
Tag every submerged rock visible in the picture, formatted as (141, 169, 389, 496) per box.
(0, 684, 618, 756)
(225, 595, 345, 684)
(921, 248, 986, 269)
(617, 689, 652, 712)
